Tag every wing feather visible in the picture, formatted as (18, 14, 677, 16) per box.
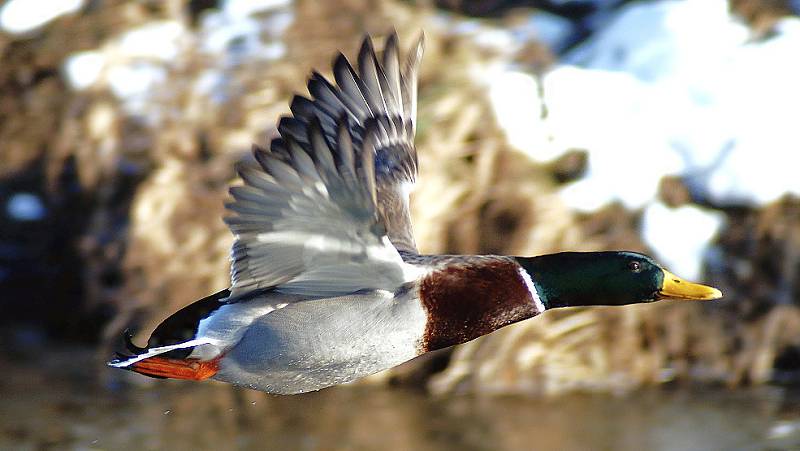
(358, 36, 389, 116)
(226, 33, 425, 299)
(227, 118, 415, 299)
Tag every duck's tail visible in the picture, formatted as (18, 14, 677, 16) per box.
(108, 335, 221, 380)
(108, 289, 231, 380)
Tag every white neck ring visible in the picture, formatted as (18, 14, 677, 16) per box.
(518, 267, 546, 313)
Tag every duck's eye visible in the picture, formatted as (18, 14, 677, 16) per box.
(628, 261, 642, 273)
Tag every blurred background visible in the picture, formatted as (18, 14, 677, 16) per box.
(1, 0, 800, 449)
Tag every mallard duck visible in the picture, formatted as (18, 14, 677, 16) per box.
(109, 32, 722, 394)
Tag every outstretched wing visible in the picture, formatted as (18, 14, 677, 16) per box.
(226, 116, 419, 299)
(282, 32, 424, 253)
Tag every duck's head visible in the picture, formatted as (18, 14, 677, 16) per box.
(516, 251, 722, 309)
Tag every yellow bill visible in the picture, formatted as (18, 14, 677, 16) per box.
(657, 269, 723, 301)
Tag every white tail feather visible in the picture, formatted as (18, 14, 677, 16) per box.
(107, 338, 213, 368)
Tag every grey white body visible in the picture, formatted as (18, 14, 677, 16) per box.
(208, 287, 427, 394)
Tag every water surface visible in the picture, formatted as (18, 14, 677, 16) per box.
(2, 348, 799, 450)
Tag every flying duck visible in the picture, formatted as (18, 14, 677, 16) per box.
(109, 32, 722, 394)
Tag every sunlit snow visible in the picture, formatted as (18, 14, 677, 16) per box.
(117, 21, 187, 61)
(549, 0, 799, 208)
(484, 68, 555, 161)
(63, 51, 105, 90)
(485, 0, 799, 276)
(222, 0, 291, 20)
(106, 64, 167, 102)
(0, 0, 83, 34)
(642, 201, 724, 280)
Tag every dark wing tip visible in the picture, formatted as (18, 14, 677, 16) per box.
(333, 52, 355, 77)
(360, 33, 375, 53)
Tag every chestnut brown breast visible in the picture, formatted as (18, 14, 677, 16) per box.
(418, 258, 538, 352)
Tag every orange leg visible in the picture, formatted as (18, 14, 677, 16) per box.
(130, 356, 219, 381)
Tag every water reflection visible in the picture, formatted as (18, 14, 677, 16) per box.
(2, 349, 799, 450)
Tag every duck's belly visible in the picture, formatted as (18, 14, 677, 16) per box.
(213, 290, 427, 394)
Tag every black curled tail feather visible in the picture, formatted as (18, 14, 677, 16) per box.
(114, 289, 230, 361)
(123, 329, 148, 355)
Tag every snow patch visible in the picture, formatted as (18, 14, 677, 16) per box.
(484, 68, 554, 161)
(0, 0, 83, 34)
(117, 21, 187, 61)
(63, 51, 106, 90)
(107, 63, 167, 101)
(222, 0, 291, 20)
(642, 201, 724, 280)
(544, 0, 800, 208)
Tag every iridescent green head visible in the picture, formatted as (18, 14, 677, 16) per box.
(516, 251, 722, 309)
